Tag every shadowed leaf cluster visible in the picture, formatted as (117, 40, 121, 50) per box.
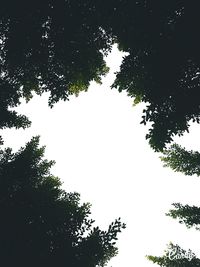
(161, 144, 200, 176)
(0, 0, 111, 131)
(167, 203, 200, 231)
(0, 137, 125, 267)
(1, 1, 200, 150)
(148, 144, 200, 266)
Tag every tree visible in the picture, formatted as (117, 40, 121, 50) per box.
(109, 0, 200, 151)
(0, 0, 111, 130)
(1, 1, 200, 151)
(147, 203, 200, 266)
(147, 145, 200, 266)
(0, 136, 125, 267)
(2, 2, 200, 265)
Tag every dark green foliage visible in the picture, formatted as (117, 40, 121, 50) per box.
(0, 137, 125, 267)
(161, 144, 200, 176)
(110, 1, 200, 151)
(0, 0, 111, 130)
(149, 145, 200, 266)
(1, 1, 200, 150)
(167, 203, 200, 230)
(147, 203, 200, 266)
(147, 243, 199, 267)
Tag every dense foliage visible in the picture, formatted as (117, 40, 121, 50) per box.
(148, 146, 200, 266)
(0, 137, 125, 267)
(1, 2, 200, 265)
(0, 0, 111, 130)
(161, 144, 200, 176)
(1, 1, 200, 150)
(109, 1, 200, 150)
(167, 203, 200, 230)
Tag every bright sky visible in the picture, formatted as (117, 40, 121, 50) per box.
(2, 44, 200, 266)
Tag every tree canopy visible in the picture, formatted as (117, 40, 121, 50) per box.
(0, 136, 125, 267)
(0, 0, 111, 130)
(147, 202, 200, 266)
(148, 145, 200, 266)
(110, 1, 200, 151)
(1, 2, 200, 265)
(1, 1, 200, 150)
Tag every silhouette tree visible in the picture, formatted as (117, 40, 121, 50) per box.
(1, 1, 200, 150)
(0, 0, 111, 131)
(147, 145, 200, 266)
(109, 1, 200, 151)
(147, 204, 200, 266)
(0, 136, 125, 267)
(2, 2, 200, 265)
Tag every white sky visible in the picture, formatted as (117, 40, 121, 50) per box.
(2, 44, 200, 266)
